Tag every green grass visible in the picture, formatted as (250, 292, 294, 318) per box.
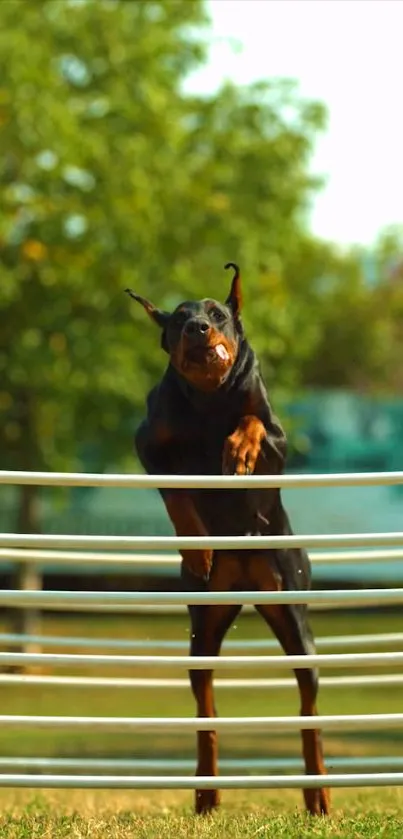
(0, 790, 402, 838)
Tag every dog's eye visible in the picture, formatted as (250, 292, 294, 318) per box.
(211, 308, 226, 323)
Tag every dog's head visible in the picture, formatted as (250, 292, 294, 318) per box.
(126, 263, 243, 391)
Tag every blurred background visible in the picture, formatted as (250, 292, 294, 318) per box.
(0, 0, 402, 778)
(1, 0, 402, 563)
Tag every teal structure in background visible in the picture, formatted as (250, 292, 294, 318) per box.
(1, 391, 402, 585)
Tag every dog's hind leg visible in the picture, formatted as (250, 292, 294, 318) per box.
(248, 552, 330, 816)
(183, 554, 242, 815)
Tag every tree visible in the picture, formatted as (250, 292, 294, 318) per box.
(0, 0, 351, 530)
(300, 228, 403, 392)
(0, 0, 210, 527)
(370, 227, 403, 392)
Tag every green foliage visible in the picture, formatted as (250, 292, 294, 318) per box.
(0, 0, 210, 478)
(0, 0, 324, 475)
(0, 0, 402, 528)
(299, 229, 403, 392)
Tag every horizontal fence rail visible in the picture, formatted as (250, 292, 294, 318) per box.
(2, 532, 403, 551)
(2, 756, 403, 773)
(16, 604, 365, 615)
(2, 547, 403, 566)
(2, 674, 403, 689)
(1, 651, 403, 669)
(1, 468, 403, 795)
(1, 469, 403, 488)
(1, 588, 403, 609)
(1, 713, 403, 732)
(2, 630, 402, 651)
(0, 773, 402, 789)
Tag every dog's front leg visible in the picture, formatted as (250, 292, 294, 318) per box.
(163, 491, 213, 581)
(136, 420, 213, 580)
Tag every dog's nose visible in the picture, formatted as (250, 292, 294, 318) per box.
(184, 318, 210, 336)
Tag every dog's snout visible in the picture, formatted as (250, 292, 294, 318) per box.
(184, 318, 210, 337)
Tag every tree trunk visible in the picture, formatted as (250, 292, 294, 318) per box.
(16, 482, 40, 534)
(15, 387, 41, 533)
(10, 391, 43, 670)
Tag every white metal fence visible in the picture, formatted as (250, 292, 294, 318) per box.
(0, 469, 402, 791)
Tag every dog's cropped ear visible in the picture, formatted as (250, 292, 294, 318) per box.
(125, 289, 170, 330)
(224, 262, 242, 320)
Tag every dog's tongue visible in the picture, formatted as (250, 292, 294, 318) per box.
(216, 343, 229, 361)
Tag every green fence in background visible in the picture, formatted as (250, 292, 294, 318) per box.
(1, 391, 402, 541)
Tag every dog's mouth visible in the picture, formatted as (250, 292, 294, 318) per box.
(172, 333, 237, 391)
(185, 342, 230, 365)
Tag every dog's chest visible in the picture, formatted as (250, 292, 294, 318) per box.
(188, 413, 235, 473)
(169, 407, 273, 537)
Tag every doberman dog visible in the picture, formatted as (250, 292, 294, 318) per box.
(126, 264, 329, 817)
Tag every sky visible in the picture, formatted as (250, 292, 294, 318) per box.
(187, 0, 403, 248)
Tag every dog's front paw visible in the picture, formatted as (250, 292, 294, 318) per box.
(223, 416, 266, 475)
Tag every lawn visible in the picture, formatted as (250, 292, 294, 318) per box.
(0, 789, 402, 838)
